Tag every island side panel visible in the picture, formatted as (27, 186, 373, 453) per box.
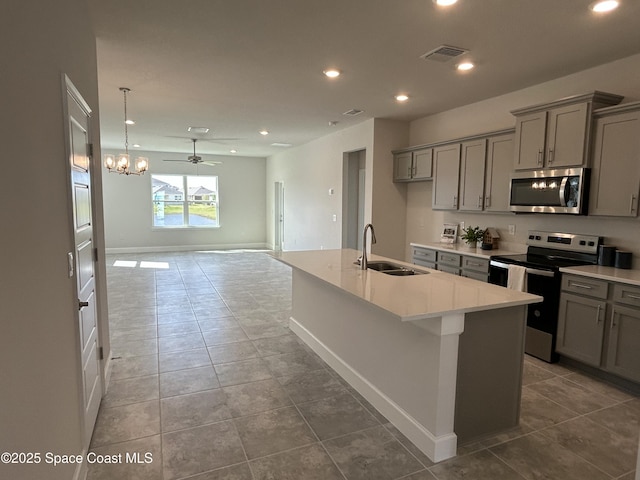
(454, 306, 526, 444)
(289, 268, 460, 462)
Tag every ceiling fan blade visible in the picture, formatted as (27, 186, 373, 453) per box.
(201, 161, 223, 166)
(162, 159, 190, 162)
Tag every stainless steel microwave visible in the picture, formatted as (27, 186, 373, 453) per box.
(509, 168, 590, 214)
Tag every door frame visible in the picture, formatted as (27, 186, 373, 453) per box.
(274, 181, 285, 251)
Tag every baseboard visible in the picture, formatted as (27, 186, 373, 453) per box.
(290, 317, 457, 463)
(105, 243, 270, 254)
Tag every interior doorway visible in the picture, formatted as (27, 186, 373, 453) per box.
(342, 149, 366, 250)
(274, 181, 285, 251)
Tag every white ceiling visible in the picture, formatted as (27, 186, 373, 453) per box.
(87, 0, 640, 158)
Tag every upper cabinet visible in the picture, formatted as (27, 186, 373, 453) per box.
(432, 143, 461, 210)
(484, 134, 514, 213)
(589, 103, 640, 217)
(512, 92, 623, 171)
(458, 139, 487, 211)
(393, 147, 432, 182)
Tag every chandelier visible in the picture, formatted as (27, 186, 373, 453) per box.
(103, 87, 149, 175)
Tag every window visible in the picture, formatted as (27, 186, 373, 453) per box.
(152, 174, 219, 227)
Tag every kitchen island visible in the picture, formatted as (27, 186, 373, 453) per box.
(274, 249, 541, 462)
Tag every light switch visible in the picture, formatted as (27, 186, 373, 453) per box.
(332, 214, 337, 222)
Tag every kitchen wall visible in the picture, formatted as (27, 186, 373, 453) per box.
(0, 0, 106, 479)
(406, 52, 640, 266)
(266, 118, 409, 259)
(103, 150, 267, 252)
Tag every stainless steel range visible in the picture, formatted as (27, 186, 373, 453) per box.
(488, 230, 602, 362)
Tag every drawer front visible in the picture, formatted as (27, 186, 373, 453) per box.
(462, 270, 488, 282)
(413, 258, 436, 270)
(561, 274, 609, 299)
(438, 265, 461, 275)
(412, 247, 437, 263)
(437, 252, 462, 267)
(462, 256, 489, 273)
(613, 283, 640, 308)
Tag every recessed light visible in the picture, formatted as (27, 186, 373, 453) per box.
(125, 119, 135, 125)
(230, 149, 237, 154)
(395, 94, 409, 102)
(323, 69, 341, 78)
(590, 0, 619, 12)
(433, 0, 458, 6)
(133, 144, 141, 148)
(188, 126, 210, 134)
(259, 130, 269, 136)
(456, 62, 475, 71)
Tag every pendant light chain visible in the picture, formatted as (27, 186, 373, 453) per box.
(121, 87, 130, 156)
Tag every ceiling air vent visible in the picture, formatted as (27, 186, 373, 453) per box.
(342, 109, 364, 116)
(420, 45, 468, 63)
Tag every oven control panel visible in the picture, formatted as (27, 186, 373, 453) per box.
(526, 231, 601, 254)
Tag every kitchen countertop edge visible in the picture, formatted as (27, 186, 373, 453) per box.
(559, 265, 640, 287)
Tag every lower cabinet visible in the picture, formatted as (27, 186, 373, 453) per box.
(557, 293, 605, 367)
(411, 246, 489, 282)
(557, 274, 640, 383)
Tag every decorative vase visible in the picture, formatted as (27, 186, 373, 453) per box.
(466, 241, 477, 249)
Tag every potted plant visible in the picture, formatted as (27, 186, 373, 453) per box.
(460, 226, 485, 248)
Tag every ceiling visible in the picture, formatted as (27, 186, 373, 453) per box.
(87, 0, 640, 158)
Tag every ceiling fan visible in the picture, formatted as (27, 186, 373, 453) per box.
(163, 138, 222, 166)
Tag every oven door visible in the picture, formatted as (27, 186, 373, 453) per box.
(509, 168, 589, 214)
(489, 260, 560, 362)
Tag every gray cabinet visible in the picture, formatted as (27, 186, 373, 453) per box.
(461, 257, 489, 282)
(607, 284, 640, 383)
(432, 144, 461, 210)
(557, 274, 640, 383)
(459, 139, 487, 212)
(557, 292, 606, 367)
(484, 134, 514, 213)
(512, 92, 623, 171)
(589, 104, 640, 217)
(411, 246, 489, 282)
(393, 148, 433, 182)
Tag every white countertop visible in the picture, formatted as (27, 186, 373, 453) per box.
(274, 249, 541, 321)
(410, 242, 526, 259)
(560, 265, 640, 287)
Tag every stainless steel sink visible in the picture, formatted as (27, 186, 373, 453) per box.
(366, 261, 426, 276)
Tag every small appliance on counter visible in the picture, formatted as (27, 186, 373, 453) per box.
(615, 250, 633, 269)
(598, 245, 617, 266)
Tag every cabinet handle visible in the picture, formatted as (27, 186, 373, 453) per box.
(537, 149, 543, 165)
(478, 195, 482, 208)
(595, 304, 601, 324)
(468, 261, 483, 267)
(571, 282, 593, 290)
(408, 166, 412, 177)
(485, 196, 490, 208)
(626, 293, 640, 300)
(631, 194, 637, 214)
(548, 148, 554, 164)
(610, 309, 617, 330)
(453, 195, 457, 208)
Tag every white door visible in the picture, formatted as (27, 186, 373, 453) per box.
(274, 182, 285, 251)
(64, 76, 102, 445)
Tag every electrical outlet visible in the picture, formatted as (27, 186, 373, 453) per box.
(508, 224, 516, 235)
(460, 221, 465, 232)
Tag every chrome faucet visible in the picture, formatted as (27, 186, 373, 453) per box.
(360, 223, 377, 270)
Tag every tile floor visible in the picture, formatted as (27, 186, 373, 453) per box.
(88, 251, 639, 480)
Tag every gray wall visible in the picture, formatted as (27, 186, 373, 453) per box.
(0, 1, 106, 479)
(103, 150, 267, 252)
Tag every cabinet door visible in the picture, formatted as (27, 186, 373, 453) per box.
(412, 148, 433, 180)
(484, 134, 514, 212)
(432, 144, 461, 210)
(556, 293, 605, 367)
(393, 152, 413, 182)
(589, 110, 640, 217)
(606, 305, 640, 383)
(514, 111, 547, 170)
(459, 139, 487, 211)
(546, 102, 588, 168)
